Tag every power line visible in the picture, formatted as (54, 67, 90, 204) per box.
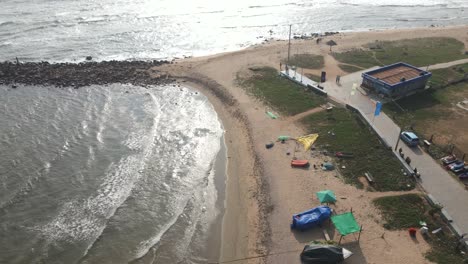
(208, 249, 301, 264)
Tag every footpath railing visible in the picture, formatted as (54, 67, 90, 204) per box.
(280, 70, 328, 96)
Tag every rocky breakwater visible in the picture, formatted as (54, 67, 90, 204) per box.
(0, 60, 173, 88)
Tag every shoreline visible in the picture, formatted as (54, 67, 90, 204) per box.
(180, 79, 271, 263)
(203, 135, 227, 263)
(2, 25, 468, 263)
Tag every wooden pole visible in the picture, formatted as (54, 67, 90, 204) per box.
(287, 24, 292, 64)
(394, 127, 403, 151)
(358, 225, 363, 242)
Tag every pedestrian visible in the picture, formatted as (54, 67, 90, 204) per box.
(280, 62, 282, 71)
(405, 156, 411, 165)
(398, 147, 403, 154)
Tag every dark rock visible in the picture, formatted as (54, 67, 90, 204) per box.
(0, 60, 171, 88)
(86, 56, 93, 61)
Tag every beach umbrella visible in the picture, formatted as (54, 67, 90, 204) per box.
(316, 190, 337, 204)
(326, 40, 337, 52)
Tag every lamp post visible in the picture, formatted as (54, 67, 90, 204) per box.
(395, 127, 403, 151)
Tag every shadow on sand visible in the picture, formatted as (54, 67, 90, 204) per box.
(342, 241, 368, 264)
(291, 222, 368, 264)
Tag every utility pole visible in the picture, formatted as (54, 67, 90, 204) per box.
(287, 24, 292, 64)
(395, 127, 403, 151)
(301, 67, 303, 83)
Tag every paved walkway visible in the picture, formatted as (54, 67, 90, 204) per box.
(423, 58, 468, 70)
(283, 63, 468, 235)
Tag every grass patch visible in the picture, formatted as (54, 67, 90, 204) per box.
(300, 108, 414, 191)
(238, 67, 326, 115)
(374, 194, 467, 264)
(383, 81, 468, 127)
(383, 89, 448, 128)
(338, 64, 364, 73)
(428, 63, 468, 88)
(333, 49, 379, 69)
(282, 54, 324, 69)
(383, 81, 468, 157)
(374, 194, 429, 229)
(333, 37, 466, 68)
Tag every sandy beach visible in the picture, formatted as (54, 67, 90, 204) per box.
(153, 25, 468, 264)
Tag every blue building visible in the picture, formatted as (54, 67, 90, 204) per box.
(361, 62, 432, 98)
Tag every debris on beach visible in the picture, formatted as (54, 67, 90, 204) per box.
(277, 135, 291, 141)
(296, 134, 319, 151)
(322, 162, 335, 171)
(266, 111, 278, 119)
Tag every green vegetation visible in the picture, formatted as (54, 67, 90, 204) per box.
(338, 64, 364, 73)
(333, 49, 379, 69)
(383, 80, 468, 158)
(333, 37, 466, 69)
(383, 89, 450, 128)
(374, 194, 429, 229)
(300, 108, 413, 191)
(238, 67, 326, 115)
(429, 63, 468, 88)
(374, 194, 467, 264)
(282, 53, 324, 69)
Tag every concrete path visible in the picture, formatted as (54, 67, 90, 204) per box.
(423, 58, 468, 70)
(287, 106, 325, 122)
(283, 64, 468, 236)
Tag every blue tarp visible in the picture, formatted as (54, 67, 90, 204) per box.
(291, 206, 332, 231)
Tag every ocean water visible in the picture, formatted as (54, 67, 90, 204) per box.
(0, 84, 224, 263)
(0, 0, 467, 62)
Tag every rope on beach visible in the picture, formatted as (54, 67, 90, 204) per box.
(207, 249, 301, 263)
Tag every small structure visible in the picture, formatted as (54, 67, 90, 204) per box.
(361, 62, 431, 98)
(331, 212, 362, 244)
(316, 190, 337, 204)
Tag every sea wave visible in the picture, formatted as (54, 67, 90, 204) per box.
(338, 0, 466, 8)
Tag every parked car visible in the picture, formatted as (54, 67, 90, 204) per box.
(459, 172, 468, 180)
(453, 165, 468, 174)
(400, 131, 419, 147)
(441, 155, 458, 165)
(446, 161, 464, 171)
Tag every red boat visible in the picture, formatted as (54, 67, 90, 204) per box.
(291, 159, 310, 168)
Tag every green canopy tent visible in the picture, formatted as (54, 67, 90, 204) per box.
(316, 190, 337, 204)
(331, 212, 362, 244)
